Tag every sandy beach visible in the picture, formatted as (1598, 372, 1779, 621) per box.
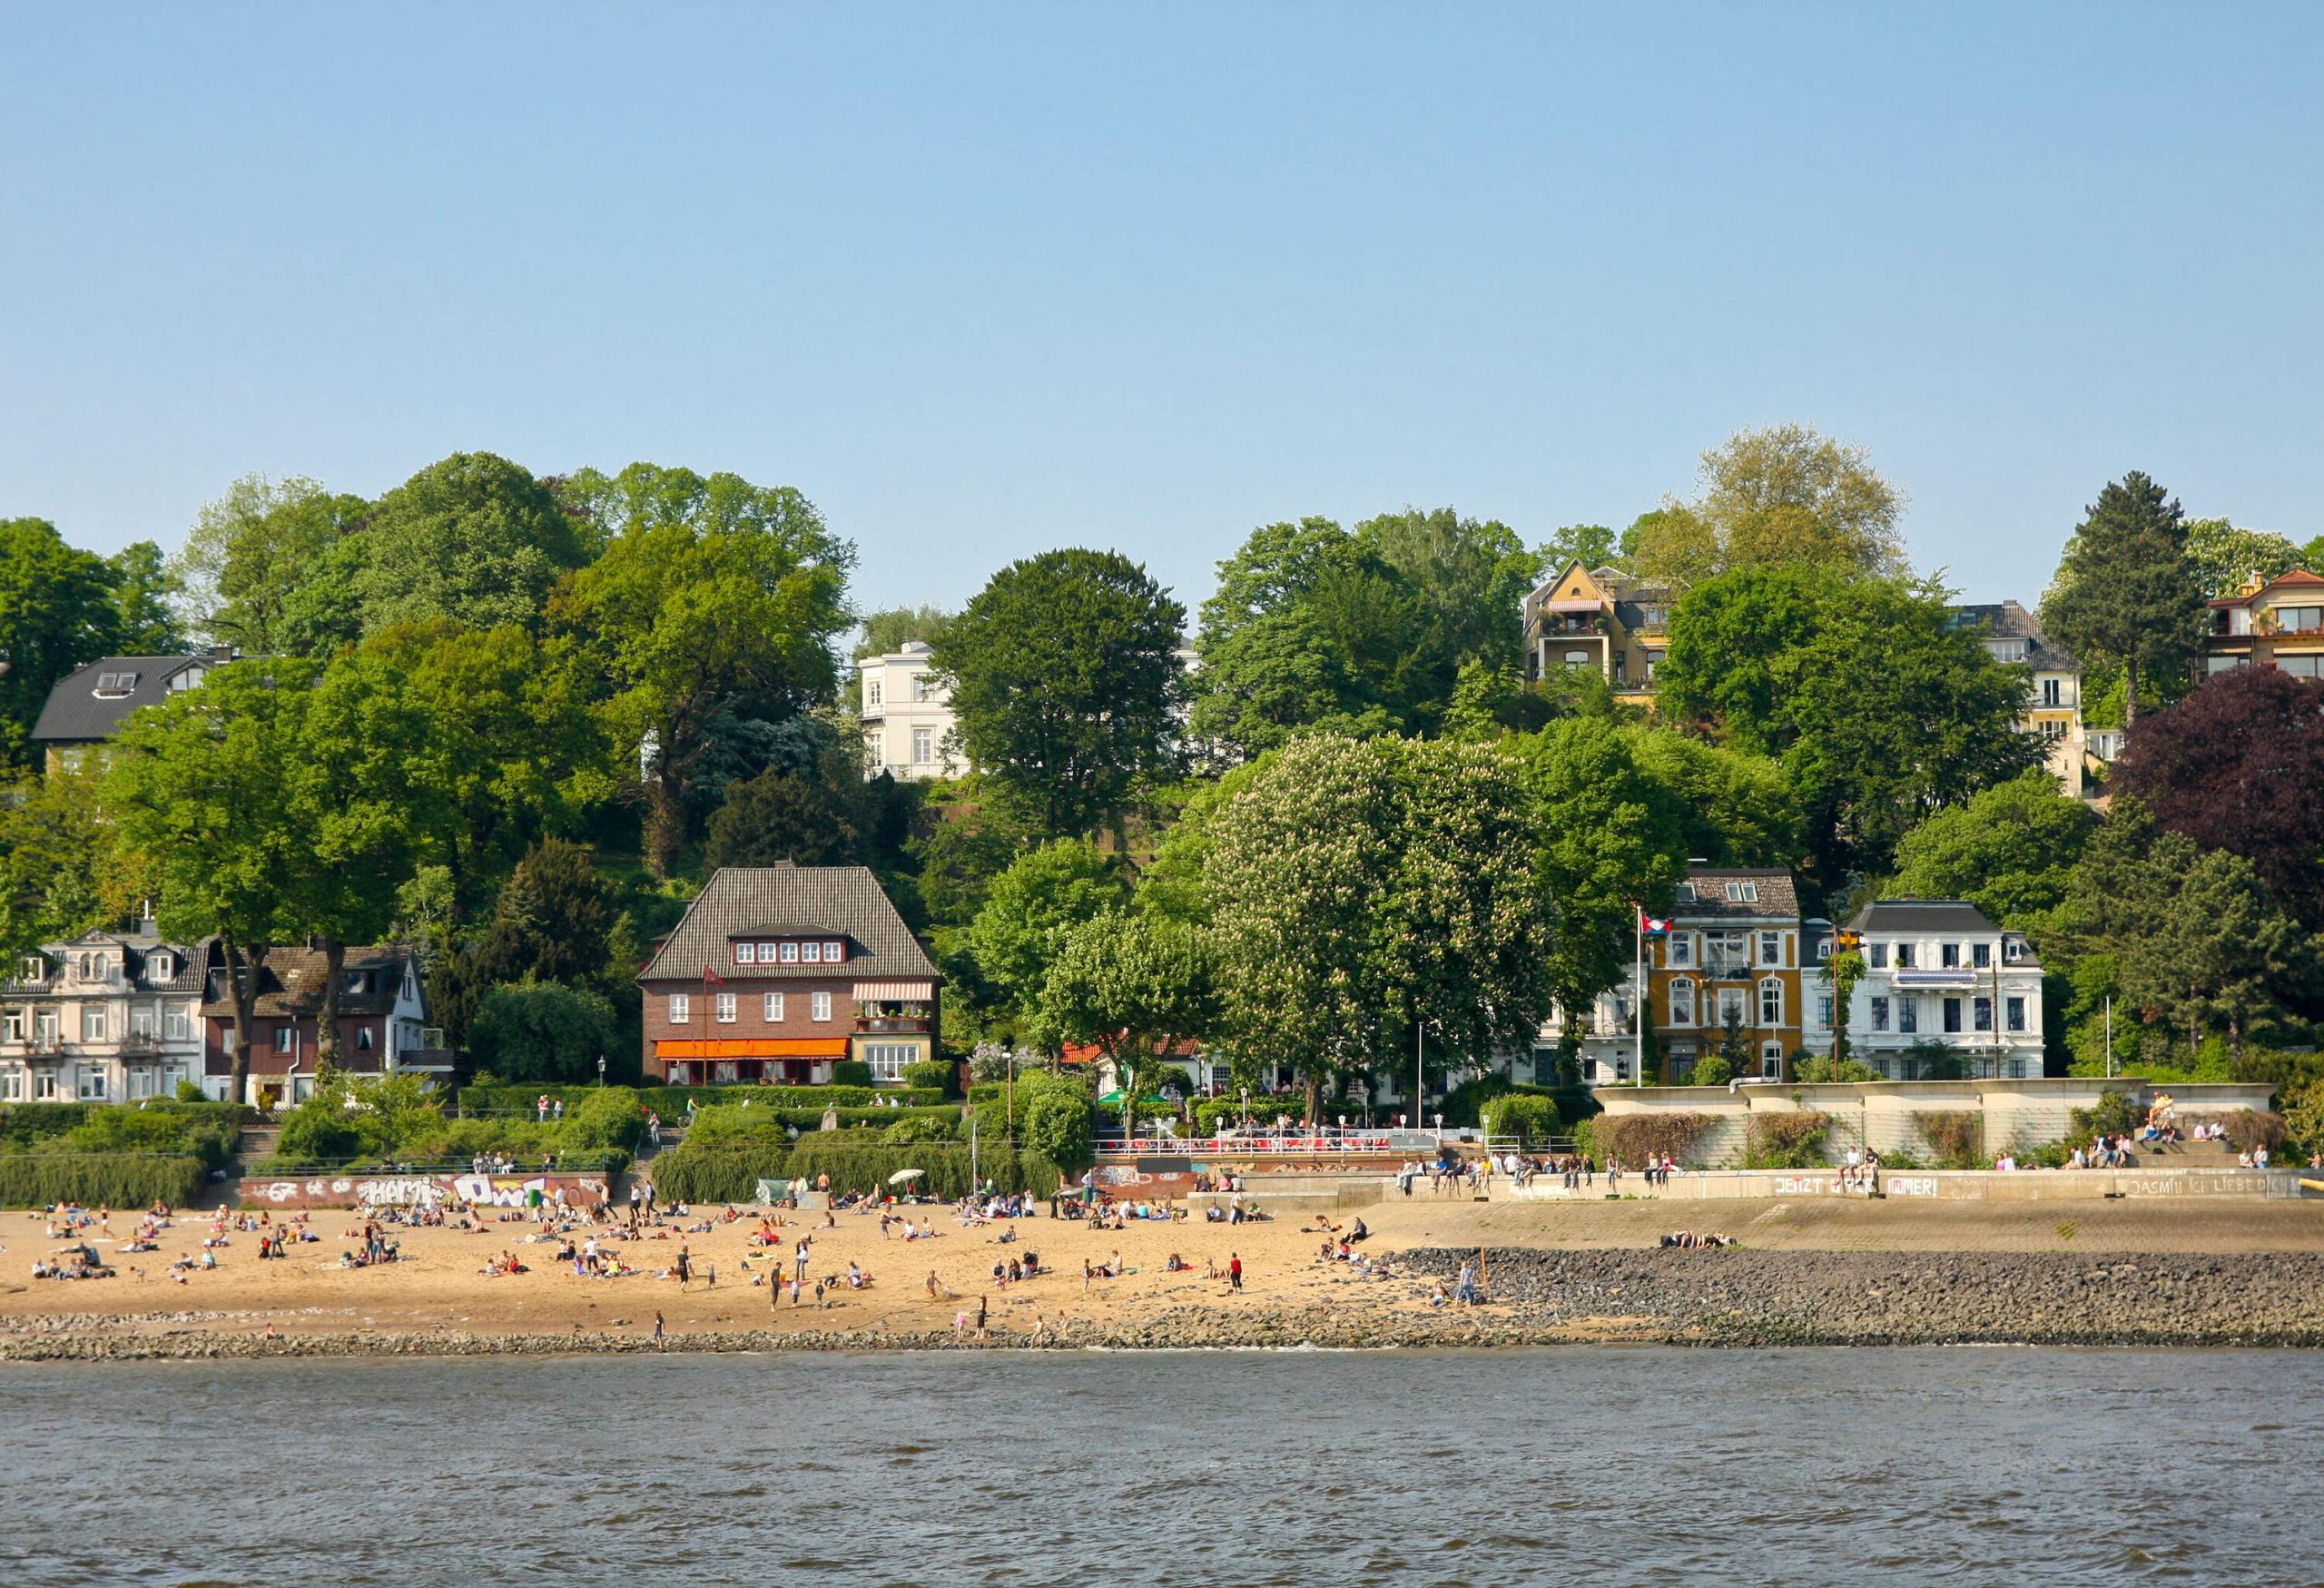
(6, 1190, 2324, 1356)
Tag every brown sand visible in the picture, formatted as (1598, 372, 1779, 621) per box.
(4, 1193, 2318, 1348)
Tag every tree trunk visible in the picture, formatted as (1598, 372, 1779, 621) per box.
(318, 938, 346, 1070)
(646, 771, 685, 878)
(2123, 662, 2141, 729)
(223, 934, 261, 1108)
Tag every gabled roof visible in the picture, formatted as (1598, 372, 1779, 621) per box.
(638, 864, 937, 984)
(31, 653, 230, 746)
(1953, 600, 2078, 671)
(16, 927, 205, 994)
(2211, 568, 2324, 608)
(1672, 867, 1799, 922)
(199, 943, 419, 1019)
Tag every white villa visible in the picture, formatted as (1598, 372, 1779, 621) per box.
(858, 641, 970, 781)
(1806, 900, 2045, 1080)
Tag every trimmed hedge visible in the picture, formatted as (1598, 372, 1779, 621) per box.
(648, 1143, 792, 1204)
(0, 1102, 242, 1172)
(784, 1138, 1062, 1199)
(458, 1084, 942, 1116)
(244, 1149, 633, 1177)
(0, 1152, 209, 1209)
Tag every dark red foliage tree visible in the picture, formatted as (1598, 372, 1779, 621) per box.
(2111, 666, 2324, 928)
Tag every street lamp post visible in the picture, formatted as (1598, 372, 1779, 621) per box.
(596, 1054, 606, 1088)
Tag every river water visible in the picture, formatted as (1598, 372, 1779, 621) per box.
(4, 1347, 2317, 1585)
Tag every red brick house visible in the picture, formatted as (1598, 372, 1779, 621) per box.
(636, 864, 939, 1086)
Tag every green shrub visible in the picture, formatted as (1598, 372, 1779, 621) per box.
(1689, 1053, 1734, 1087)
(2066, 1089, 2143, 1149)
(881, 1113, 955, 1146)
(174, 1080, 205, 1102)
(1438, 1072, 1514, 1128)
(1589, 1112, 1718, 1168)
(783, 1138, 1059, 1199)
(832, 1060, 874, 1087)
(467, 980, 619, 1084)
(1743, 1110, 1832, 1169)
(649, 1142, 792, 1204)
(1912, 1110, 1984, 1170)
(3, 1103, 243, 1171)
(557, 1087, 647, 1152)
(0, 1152, 207, 1209)
(1791, 1056, 1879, 1083)
(901, 1060, 955, 1095)
(457, 1083, 942, 1117)
(1481, 1094, 1564, 1144)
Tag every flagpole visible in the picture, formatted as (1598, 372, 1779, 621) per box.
(1634, 909, 1644, 1089)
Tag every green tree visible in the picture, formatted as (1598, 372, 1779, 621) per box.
(0, 518, 128, 765)
(0, 765, 134, 960)
(169, 474, 368, 655)
(854, 605, 952, 659)
(101, 659, 307, 1102)
(553, 462, 853, 875)
(1887, 768, 2098, 939)
(2182, 518, 2299, 598)
(1630, 425, 1905, 584)
(934, 548, 1185, 839)
(104, 542, 183, 654)
(1821, 949, 1866, 1065)
(1536, 523, 1619, 575)
(966, 839, 1129, 1020)
(430, 838, 619, 1047)
(1620, 727, 1803, 866)
(704, 766, 861, 869)
(2040, 472, 2208, 727)
(1038, 908, 1217, 1139)
(1659, 566, 2040, 884)
(355, 452, 587, 636)
(1354, 506, 1538, 714)
(1511, 717, 1686, 1027)
(1205, 735, 1555, 1119)
(468, 980, 619, 1083)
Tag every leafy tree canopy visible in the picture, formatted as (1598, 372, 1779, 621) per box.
(468, 979, 619, 1085)
(1886, 768, 2097, 942)
(965, 838, 1130, 1018)
(2110, 666, 2324, 930)
(934, 547, 1185, 838)
(2182, 517, 2300, 599)
(854, 604, 951, 659)
(355, 452, 587, 636)
(0, 517, 136, 764)
(1630, 424, 1905, 585)
(169, 474, 368, 655)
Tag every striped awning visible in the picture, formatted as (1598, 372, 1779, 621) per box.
(854, 981, 934, 1001)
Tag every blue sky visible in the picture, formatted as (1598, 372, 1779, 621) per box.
(3, 4, 2319, 616)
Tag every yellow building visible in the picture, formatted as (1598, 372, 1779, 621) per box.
(1521, 561, 1676, 705)
(2205, 568, 2324, 682)
(1643, 868, 1807, 1083)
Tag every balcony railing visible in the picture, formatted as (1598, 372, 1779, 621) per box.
(854, 1017, 933, 1034)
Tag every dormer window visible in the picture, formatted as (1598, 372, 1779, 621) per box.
(779, 942, 799, 963)
(21, 957, 42, 982)
(801, 941, 822, 963)
(735, 942, 756, 965)
(825, 941, 843, 962)
(150, 952, 172, 981)
(1676, 883, 1697, 902)
(93, 670, 140, 696)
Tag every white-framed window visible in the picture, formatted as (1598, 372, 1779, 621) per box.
(912, 727, 933, 764)
(824, 941, 843, 962)
(82, 1007, 106, 1042)
(356, 1025, 375, 1050)
(0, 1069, 19, 1100)
(1725, 880, 1758, 902)
(274, 1028, 294, 1052)
(779, 942, 800, 963)
(1972, 942, 1992, 969)
(150, 952, 173, 980)
(668, 993, 691, 1024)
(1816, 936, 1832, 961)
(804, 942, 826, 964)
(1675, 883, 1697, 902)
(3, 1011, 20, 1041)
(811, 991, 832, 1022)
(1896, 942, 1916, 969)
(715, 993, 737, 1023)
(1817, 995, 1835, 1028)
(2006, 996, 2027, 1032)
(1760, 1041, 1784, 1075)
(867, 678, 883, 707)
(1668, 978, 1695, 1027)
(21, 956, 42, 982)
(130, 1007, 157, 1038)
(1868, 942, 1888, 968)
(1562, 649, 1590, 669)
(164, 1008, 190, 1041)
(764, 991, 784, 1022)
(1973, 996, 1992, 1032)
(76, 1067, 107, 1100)
(735, 942, 756, 965)
(1941, 942, 1961, 968)
(862, 1041, 915, 1081)
(1668, 934, 1693, 969)
(1716, 987, 1748, 1029)
(1758, 978, 1783, 1026)
(1871, 996, 1889, 1031)
(911, 674, 932, 703)
(1897, 997, 1918, 1034)
(34, 1012, 58, 1046)
(34, 1071, 57, 1100)
(129, 1068, 156, 1099)
(1758, 931, 1782, 966)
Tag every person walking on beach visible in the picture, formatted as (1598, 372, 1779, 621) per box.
(1228, 1253, 1243, 1291)
(795, 1239, 811, 1287)
(1454, 1260, 1479, 1305)
(675, 1242, 692, 1290)
(653, 1311, 665, 1347)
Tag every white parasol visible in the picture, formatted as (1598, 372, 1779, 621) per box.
(887, 1168, 925, 1185)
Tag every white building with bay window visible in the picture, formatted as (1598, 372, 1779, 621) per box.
(859, 641, 970, 781)
(1806, 900, 2044, 1080)
(0, 923, 206, 1104)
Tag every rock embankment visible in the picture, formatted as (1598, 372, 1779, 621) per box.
(1399, 1248, 2324, 1347)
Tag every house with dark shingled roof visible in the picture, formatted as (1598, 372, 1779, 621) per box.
(635, 863, 940, 1087)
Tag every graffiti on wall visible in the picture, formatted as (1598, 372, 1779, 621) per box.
(238, 1173, 610, 1209)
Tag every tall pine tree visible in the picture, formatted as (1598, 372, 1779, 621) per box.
(2040, 472, 2207, 726)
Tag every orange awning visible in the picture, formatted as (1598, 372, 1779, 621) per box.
(655, 1039, 850, 1058)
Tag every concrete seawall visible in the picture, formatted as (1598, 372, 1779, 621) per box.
(1495, 1166, 2313, 1202)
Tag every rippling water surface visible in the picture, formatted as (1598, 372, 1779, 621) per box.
(4, 1347, 2319, 1585)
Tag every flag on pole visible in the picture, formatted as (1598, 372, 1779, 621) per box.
(1639, 912, 1669, 934)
